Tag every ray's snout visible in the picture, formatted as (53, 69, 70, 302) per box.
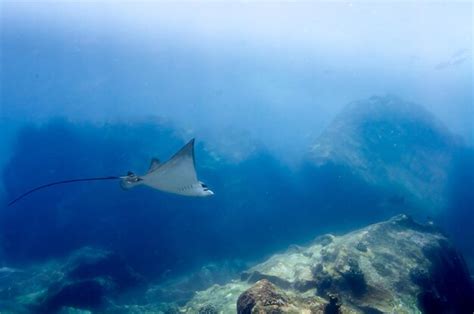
(201, 182, 214, 196)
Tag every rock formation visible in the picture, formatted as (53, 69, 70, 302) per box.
(0, 247, 141, 313)
(308, 95, 459, 213)
(181, 215, 474, 313)
(0, 215, 472, 313)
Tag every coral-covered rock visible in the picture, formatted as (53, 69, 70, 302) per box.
(183, 215, 474, 313)
(1, 216, 472, 313)
(237, 279, 288, 313)
(237, 279, 328, 314)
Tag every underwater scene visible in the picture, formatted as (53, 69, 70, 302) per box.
(0, 2, 473, 313)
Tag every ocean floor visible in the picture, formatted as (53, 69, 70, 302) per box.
(0, 215, 473, 313)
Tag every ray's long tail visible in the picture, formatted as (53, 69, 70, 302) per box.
(7, 176, 122, 206)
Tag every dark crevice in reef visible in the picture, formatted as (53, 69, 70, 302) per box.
(413, 240, 474, 313)
(34, 279, 107, 313)
(31, 248, 143, 313)
(323, 294, 341, 314)
(341, 258, 368, 298)
(355, 306, 384, 314)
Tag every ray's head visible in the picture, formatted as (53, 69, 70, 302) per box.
(120, 171, 144, 190)
(199, 182, 214, 197)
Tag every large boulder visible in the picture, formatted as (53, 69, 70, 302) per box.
(308, 95, 459, 213)
(182, 215, 474, 313)
(237, 279, 332, 314)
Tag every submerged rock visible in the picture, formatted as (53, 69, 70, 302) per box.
(62, 247, 142, 291)
(0, 247, 141, 313)
(308, 95, 459, 213)
(1, 216, 471, 313)
(145, 259, 248, 308)
(35, 278, 109, 313)
(33, 247, 142, 313)
(182, 281, 251, 313)
(182, 215, 474, 313)
(236, 279, 333, 314)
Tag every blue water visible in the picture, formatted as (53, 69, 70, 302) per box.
(1, 117, 473, 278)
(0, 2, 473, 312)
(0, 119, 374, 273)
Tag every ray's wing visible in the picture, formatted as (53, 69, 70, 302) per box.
(142, 139, 199, 191)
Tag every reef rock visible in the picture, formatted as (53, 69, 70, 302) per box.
(0, 247, 141, 313)
(308, 95, 459, 213)
(182, 215, 474, 313)
(237, 279, 333, 314)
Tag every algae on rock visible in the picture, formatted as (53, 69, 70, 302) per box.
(182, 215, 474, 313)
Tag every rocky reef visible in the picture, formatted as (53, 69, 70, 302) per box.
(0, 247, 142, 313)
(0, 247, 246, 313)
(0, 215, 472, 313)
(181, 215, 474, 313)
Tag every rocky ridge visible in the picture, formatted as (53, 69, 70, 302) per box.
(181, 215, 474, 313)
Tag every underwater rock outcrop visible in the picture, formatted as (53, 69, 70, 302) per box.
(145, 260, 247, 307)
(236, 279, 336, 313)
(34, 247, 142, 313)
(308, 95, 459, 213)
(181, 215, 474, 313)
(0, 247, 141, 313)
(1, 216, 472, 313)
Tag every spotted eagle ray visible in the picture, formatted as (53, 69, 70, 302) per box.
(8, 139, 213, 206)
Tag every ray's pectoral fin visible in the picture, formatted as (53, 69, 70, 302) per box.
(120, 139, 214, 197)
(142, 139, 214, 197)
(143, 139, 198, 191)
